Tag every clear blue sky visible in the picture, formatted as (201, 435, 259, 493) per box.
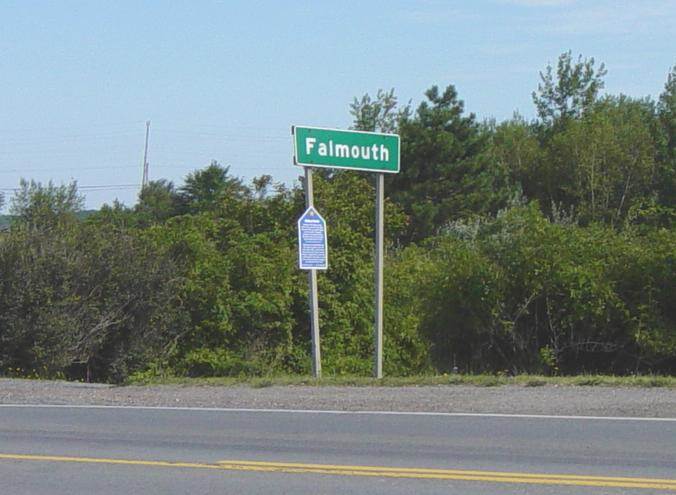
(1, 0, 674, 209)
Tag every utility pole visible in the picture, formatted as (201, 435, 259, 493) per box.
(141, 120, 150, 188)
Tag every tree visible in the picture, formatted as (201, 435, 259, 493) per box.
(533, 51, 607, 125)
(546, 96, 658, 224)
(486, 114, 541, 201)
(10, 179, 84, 230)
(656, 66, 676, 209)
(350, 88, 410, 133)
(135, 179, 181, 224)
(252, 174, 274, 200)
(659, 66, 676, 155)
(179, 161, 247, 213)
(389, 85, 511, 242)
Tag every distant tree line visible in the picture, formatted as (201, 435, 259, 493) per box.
(0, 52, 673, 381)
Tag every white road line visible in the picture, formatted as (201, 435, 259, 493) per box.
(0, 403, 674, 422)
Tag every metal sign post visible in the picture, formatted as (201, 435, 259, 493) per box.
(374, 173, 384, 379)
(302, 166, 322, 378)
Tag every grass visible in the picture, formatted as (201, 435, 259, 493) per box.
(126, 373, 676, 389)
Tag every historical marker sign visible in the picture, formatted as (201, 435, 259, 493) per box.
(293, 126, 400, 173)
(298, 206, 328, 270)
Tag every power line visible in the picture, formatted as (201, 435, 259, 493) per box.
(0, 131, 141, 145)
(0, 129, 289, 146)
(154, 129, 288, 140)
(0, 160, 294, 175)
(0, 184, 140, 192)
(0, 121, 146, 134)
(0, 165, 133, 174)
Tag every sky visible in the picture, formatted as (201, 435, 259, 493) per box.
(0, 0, 674, 210)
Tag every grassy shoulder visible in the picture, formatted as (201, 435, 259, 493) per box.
(126, 373, 676, 389)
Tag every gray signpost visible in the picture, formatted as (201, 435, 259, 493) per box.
(299, 167, 324, 378)
(293, 125, 400, 379)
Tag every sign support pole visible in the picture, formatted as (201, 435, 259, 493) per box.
(304, 166, 322, 378)
(374, 172, 384, 379)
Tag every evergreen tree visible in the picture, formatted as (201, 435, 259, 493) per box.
(389, 85, 511, 242)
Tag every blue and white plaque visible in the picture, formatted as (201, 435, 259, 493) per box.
(298, 206, 328, 270)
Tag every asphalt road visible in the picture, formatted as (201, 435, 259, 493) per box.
(0, 405, 674, 494)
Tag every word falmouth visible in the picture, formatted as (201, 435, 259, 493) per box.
(293, 126, 400, 173)
(304, 137, 390, 162)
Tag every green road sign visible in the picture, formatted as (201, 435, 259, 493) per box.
(293, 126, 400, 173)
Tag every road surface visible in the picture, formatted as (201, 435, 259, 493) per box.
(0, 405, 674, 494)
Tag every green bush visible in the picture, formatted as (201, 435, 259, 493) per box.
(1, 158, 673, 382)
(0, 222, 183, 382)
(180, 348, 259, 377)
(398, 204, 676, 375)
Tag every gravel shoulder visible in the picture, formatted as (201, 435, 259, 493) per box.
(1, 378, 675, 417)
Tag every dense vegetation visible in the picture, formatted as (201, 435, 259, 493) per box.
(1, 53, 674, 382)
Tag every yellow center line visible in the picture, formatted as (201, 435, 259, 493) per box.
(1, 453, 675, 491)
(216, 461, 676, 490)
(216, 459, 676, 483)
